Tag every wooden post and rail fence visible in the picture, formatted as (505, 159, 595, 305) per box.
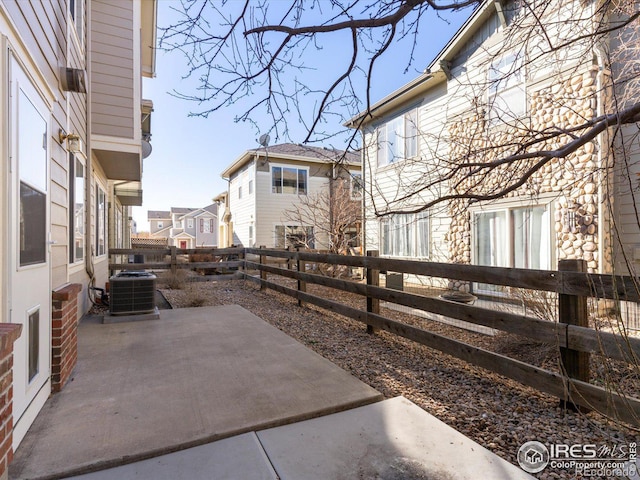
(109, 246, 640, 426)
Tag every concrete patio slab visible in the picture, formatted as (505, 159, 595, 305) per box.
(257, 396, 535, 480)
(69, 397, 533, 480)
(67, 433, 277, 480)
(10, 305, 382, 479)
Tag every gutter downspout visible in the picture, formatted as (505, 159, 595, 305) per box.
(593, 8, 609, 277)
(85, 1, 95, 284)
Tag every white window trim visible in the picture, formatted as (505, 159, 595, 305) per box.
(376, 108, 419, 168)
(379, 212, 430, 259)
(187, 218, 194, 229)
(69, 153, 86, 266)
(487, 52, 527, 125)
(95, 182, 107, 258)
(273, 224, 315, 249)
(469, 198, 555, 270)
(69, 0, 85, 52)
(270, 164, 309, 195)
(350, 171, 363, 199)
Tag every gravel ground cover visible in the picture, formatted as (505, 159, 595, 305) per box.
(160, 276, 639, 479)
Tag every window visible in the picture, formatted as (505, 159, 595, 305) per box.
(488, 52, 526, 124)
(272, 166, 307, 195)
(157, 221, 163, 229)
(238, 185, 243, 199)
(248, 179, 254, 195)
(69, 155, 85, 263)
(249, 225, 254, 245)
(200, 218, 214, 233)
(28, 308, 39, 382)
(474, 205, 549, 270)
(351, 172, 363, 199)
(187, 218, 194, 229)
(175, 220, 182, 229)
(96, 185, 106, 256)
(70, 0, 84, 46)
(115, 207, 123, 248)
(377, 109, 418, 167)
(275, 225, 315, 249)
(380, 212, 429, 258)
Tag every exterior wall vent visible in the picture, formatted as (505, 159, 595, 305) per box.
(60, 67, 87, 93)
(109, 271, 156, 315)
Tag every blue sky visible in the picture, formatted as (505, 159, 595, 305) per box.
(133, 1, 473, 231)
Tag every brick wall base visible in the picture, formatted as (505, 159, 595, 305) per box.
(0, 324, 22, 480)
(51, 283, 82, 393)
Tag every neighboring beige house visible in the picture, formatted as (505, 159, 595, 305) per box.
(0, 0, 157, 459)
(347, 0, 639, 293)
(220, 143, 361, 249)
(147, 205, 218, 248)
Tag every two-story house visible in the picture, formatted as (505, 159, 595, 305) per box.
(220, 143, 361, 250)
(347, 0, 639, 293)
(147, 205, 218, 248)
(0, 0, 157, 458)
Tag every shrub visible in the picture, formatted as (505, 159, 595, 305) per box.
(163, 269, 188, 289)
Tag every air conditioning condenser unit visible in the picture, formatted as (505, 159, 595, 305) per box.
(109, 271, 157, 315)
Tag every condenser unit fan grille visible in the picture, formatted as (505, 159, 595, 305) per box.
(109, 271, 156, 315)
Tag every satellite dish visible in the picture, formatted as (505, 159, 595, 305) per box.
(258, 134, 270, 147)
(141, 139, 152, 159)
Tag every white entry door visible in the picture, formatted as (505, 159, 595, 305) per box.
(9, 56, 52, 448)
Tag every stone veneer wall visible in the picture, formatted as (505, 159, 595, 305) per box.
(0, 324, 22, 480)
(51, 283, 82, 393)
(446, 66, 609, 279)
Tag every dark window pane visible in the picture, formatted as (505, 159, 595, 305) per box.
(282, 168, 297, 194)
(20, 182, 46, 266)
(29, 309, 39, 381)
(272, 167, 282, 193)
(298, 170, 307, 195)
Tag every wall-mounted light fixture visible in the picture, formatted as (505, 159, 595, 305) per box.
(59, 129, 82, 153)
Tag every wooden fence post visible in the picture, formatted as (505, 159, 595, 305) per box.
(366, 250, 380, 334)
(170, 245, 177, 276)
(238, 247, 245, 276)
(287, 245, 293, 270)
(297, 247, 306, 307)
(259, 246, 267, 290)
(558, 258, 590, 412)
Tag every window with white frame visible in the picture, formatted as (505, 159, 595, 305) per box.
(248, 179, 254, 195)
(157, 221, 163, 229)
(275, 225, 315, 249)
(115, 207, 123, 248)
(380, 212, 429, 258)
(69, 154, 84, 263)
(473, 203, 550, 292)
(377, 109, 418, 167)
(70, 0, 84, 47)
(187, 218, 194, 229)
(488, 52, 526, 124)
(96, 184, 106, 256)
(238, 185, 243, 199)
(175, 220, 182, 229)
(272, 166, 308, 194)
(351, 172, 363, 199)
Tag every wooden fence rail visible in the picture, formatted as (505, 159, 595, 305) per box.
(108, 247, 244, 275)
(110, 246, 640, 426)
